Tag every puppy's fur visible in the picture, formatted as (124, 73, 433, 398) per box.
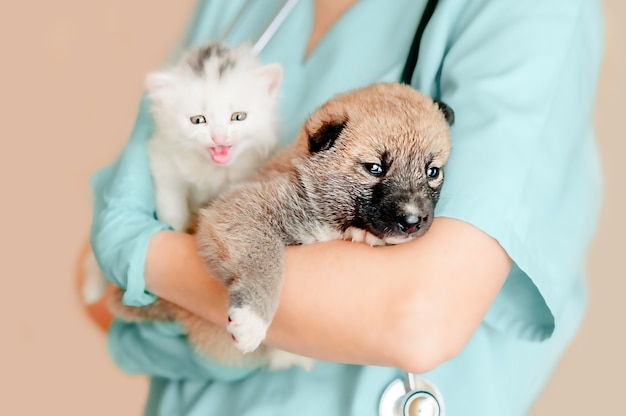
(112, 83, 454, 370)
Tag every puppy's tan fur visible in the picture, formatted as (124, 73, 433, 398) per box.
(111, 83, 453, 370)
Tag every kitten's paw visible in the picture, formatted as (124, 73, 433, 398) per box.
(267, 349, 316, 371)
(227, 306, 269, 353)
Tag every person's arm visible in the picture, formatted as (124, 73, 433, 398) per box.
(144, 218, 511, 374)
(89, 94, 172, 307)
(101, 0, 603, 380)
(141, 0, 604, 376)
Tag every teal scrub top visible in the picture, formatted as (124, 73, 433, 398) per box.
(90, 0, 605, 414)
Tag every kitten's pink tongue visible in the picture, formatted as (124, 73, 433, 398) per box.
(209, 145, 232, 165)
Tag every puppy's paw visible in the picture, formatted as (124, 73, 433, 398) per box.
(227, 306, 269, 353)
(343, 226, 386, 246)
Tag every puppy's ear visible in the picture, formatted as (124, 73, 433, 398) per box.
(434, 100, 455, 126)
(306, 115, 348, 153)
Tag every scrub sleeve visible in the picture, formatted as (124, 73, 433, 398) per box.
(90, 0, 604, 414)
(418, 0, 604, 343)
(90, 94, 170, 307)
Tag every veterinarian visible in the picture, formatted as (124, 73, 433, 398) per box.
(85, 0, 605, 414)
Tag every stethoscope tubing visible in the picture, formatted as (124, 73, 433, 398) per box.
(220, 0, 301, 56)
(252, 0, 301, 55)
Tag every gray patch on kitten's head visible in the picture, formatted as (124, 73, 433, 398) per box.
(188, 43, 237, 77)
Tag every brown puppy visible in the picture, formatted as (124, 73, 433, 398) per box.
(111, 83, 454, 370)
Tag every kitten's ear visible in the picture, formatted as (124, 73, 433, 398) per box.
(145, 71, 177, 94)
(256, 64, 283, 97)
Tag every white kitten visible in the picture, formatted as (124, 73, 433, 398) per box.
(83, 44, 283, 304)
(146, 44, 282, 231)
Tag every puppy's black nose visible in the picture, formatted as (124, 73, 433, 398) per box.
(397, 214, 426, 234)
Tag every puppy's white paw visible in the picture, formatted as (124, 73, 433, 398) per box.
(227, 306, 269, 353)
(267, 349, 316, 371)
(364, 232, 386, 247)
(344, 226, 386, 246)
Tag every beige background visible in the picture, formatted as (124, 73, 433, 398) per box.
(0, 1, 623, 414)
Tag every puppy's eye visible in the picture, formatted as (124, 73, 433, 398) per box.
(363, 163, 385, 177)
(190, 115, 206, 124)
(426, 167, 440, 179)
(231, 112, 247, 121)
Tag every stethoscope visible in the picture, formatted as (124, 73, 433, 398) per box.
(379, 374, 444, 416)
(223, 1, 444, 414)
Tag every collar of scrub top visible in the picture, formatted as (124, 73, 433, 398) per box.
(220, 0, 301, 55)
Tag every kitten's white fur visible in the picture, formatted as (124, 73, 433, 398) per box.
(84, 44, 282, 303)
(146, 45, 282, 230)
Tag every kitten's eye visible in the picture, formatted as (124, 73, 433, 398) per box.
(190, 115, 206, 124)
(363, 163, 385, 177)
(426, 166, 440, 179)
(231, 112, 247, 121)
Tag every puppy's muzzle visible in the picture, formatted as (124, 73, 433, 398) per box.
(396, 213, 429, 235)
(380, 209, 433, 245)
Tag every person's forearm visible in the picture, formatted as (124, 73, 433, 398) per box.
(272, 217, 511, 372)
(144, 230, 230, 325)
(145, 217, 511, 373)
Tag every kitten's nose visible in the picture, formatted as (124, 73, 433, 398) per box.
(212, 133, 228, 145)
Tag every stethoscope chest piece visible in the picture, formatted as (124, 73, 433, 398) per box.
(379, 374, 444, 416)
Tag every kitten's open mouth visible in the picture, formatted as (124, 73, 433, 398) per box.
(208, 145, 233, 165)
